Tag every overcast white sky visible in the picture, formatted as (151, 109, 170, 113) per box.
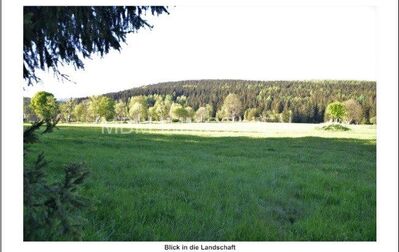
(23, 6, 377, 99)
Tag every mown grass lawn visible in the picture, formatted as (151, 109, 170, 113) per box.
(24, 126, 376, 241)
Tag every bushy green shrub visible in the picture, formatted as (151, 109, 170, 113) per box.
(321, 124, 350, 131)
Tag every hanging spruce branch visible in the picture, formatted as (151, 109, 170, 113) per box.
(23, 6, 168, 85)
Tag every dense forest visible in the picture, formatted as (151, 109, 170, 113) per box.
(24, 80, 376, 124)
(104, 80, 376, 123)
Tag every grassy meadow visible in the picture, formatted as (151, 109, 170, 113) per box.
(24, 123, 376, 241)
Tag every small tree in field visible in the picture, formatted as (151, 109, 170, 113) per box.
(73, 101, 89, 122)
(170, 103, 189, 122)
(114, 100, 129, 121)
(153, 101, 166, 121)
(128, 96, 148, 123)
(244, 108, 259, 121)
(175, 107, 189, 122)
(325, 101, 346, 123)
(148, 106, 158, 122)
(59, 98, 76, 123)
(88, 96, 115, 122)
(221, 93, 242, 122)
(169, 103, 182, 121)
(344, 99, 363, 124)
(153, 96, 171, 121)
(195, 107, 209, 122)
(129, 102, 146, 123)
(185, 106, 195, 122)
(30, 91, 59, 124)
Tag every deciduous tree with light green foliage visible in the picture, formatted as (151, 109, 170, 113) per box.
(244, 108, 259, 121)
(129, 103, 146, 123)
(195, 107, 209, 122)
(221, 93, 242, 122)
(325, 101, 346, 123)
(153, 97, 169, 121)
(148, 107, 158, 122)
(88, 96, 115, 122)
(114, 100, 129, 121)
(175, 107, 189, 122)
(129, 96, 148, 122)
(185, 106, 195, 122)
(59, 98, 76, 122)
(73, 101, 89, 122)
(169, 103, 181, 121)
(164, 95, 173, 120)
(30, 91, 59, 123)
(170, 103, 190, 122)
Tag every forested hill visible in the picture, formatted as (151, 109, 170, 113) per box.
(104, 79, 376, 123)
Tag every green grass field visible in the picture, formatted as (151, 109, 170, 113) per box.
(24, 123, 376, 241)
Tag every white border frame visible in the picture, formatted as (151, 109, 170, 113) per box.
(2, 0, 397, 251)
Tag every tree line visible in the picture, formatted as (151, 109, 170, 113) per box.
(24, 79, 376, 124)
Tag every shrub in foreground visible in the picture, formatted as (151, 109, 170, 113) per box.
(321, 124, 350, 131)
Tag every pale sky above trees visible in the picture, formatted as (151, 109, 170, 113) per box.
(23, 6, 376, 99)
